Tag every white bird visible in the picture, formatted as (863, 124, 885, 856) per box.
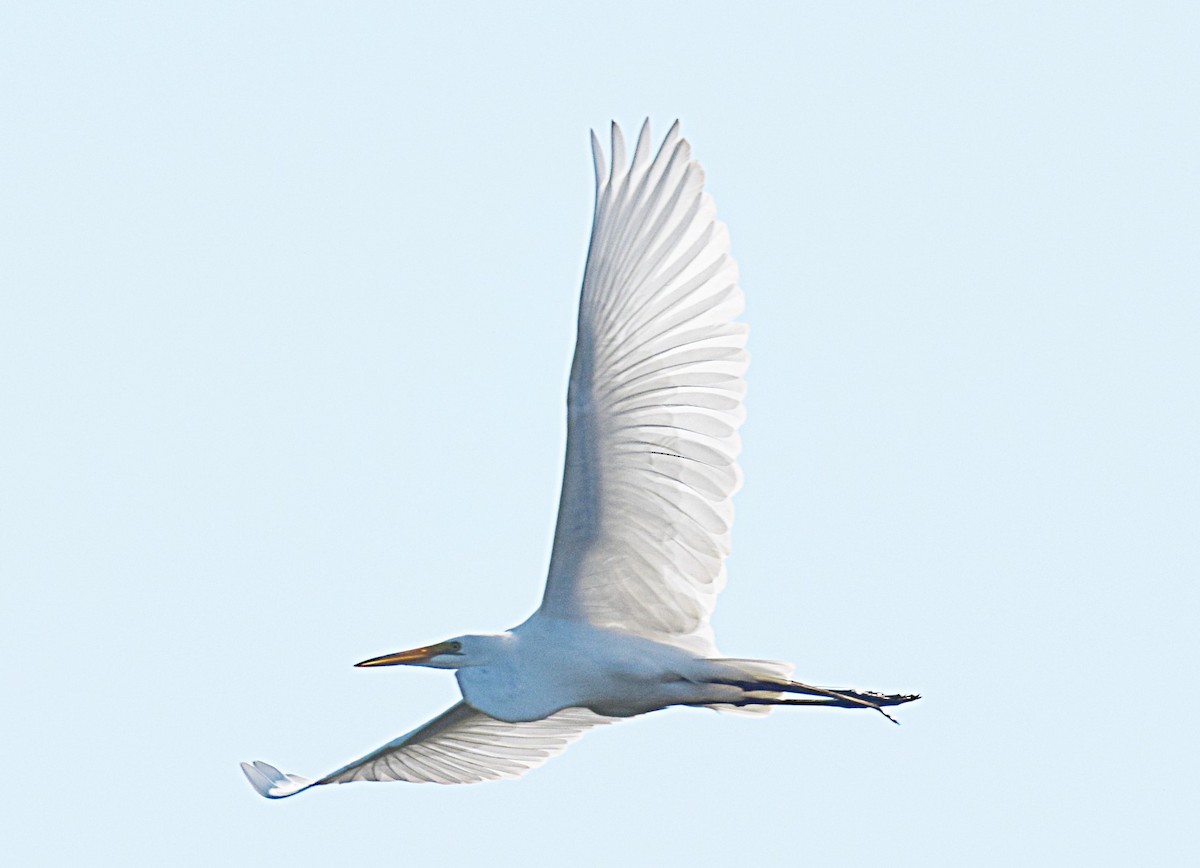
(242, 120, 918, 799)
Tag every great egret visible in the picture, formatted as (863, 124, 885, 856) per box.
(242, 120, 918, 799)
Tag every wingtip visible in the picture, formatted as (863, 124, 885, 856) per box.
(610, 121, 627, 172)
(241, 760, 315, 799)
(631, 118, 652, 168)
(241, 760, 274, 797)
(590, 129, 609, 190)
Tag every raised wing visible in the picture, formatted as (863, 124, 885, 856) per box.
(241, 702, 612, 798)
(539, 120, 746, 654)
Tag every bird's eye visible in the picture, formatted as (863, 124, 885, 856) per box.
(449, 641, 462, 652)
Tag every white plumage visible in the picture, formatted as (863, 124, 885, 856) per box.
(242, 120, 917, 800)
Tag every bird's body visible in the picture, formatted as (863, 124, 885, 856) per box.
(242, 120, 918, 799)
(450, 620, 784, 722)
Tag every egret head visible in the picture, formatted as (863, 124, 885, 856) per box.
(354, 634, 502, 670)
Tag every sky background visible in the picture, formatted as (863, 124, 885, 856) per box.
(3, 2, 1198, 865)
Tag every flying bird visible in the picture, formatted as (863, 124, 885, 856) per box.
(242, 120, 918, 799)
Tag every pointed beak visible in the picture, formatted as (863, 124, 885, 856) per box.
(354, 641, 456, 667)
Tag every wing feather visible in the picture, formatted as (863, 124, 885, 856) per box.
(539, 120, 745, 654)
(240, 702, 612, 797)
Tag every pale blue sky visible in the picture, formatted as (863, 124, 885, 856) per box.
(3, 2, 1197, 865)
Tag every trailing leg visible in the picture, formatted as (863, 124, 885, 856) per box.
(713, 677, 921, 724)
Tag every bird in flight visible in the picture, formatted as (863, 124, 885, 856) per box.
(242, 120, 918, 799)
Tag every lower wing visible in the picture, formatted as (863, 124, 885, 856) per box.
(241, 702, 613, 798)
